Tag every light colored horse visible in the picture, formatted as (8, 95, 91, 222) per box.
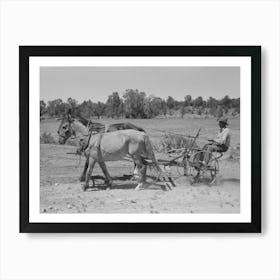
(57, 114, 145, 177)
(57, 115, 160, 190)
(79, 129, 160, 191)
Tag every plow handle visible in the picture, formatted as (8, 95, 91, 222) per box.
(189, 128, 201, 150)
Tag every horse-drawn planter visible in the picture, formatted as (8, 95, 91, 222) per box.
(58, 112, 223, 191)
(137, 127, 223, 186)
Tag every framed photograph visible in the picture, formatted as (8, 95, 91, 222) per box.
(20, 46, 261, 233)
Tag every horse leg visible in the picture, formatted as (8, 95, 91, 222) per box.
(132, 162, 140, 180)
(79, 157, 89, 182)
(83, 157, 96, 191)
(98, 161, 113, 189)
(134, 158, 147, 191)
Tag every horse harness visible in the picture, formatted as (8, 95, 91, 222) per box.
(79, 128, 104, 158)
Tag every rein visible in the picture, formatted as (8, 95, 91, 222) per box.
(81, 131, 94, 153)
(67, 132, 94, 167)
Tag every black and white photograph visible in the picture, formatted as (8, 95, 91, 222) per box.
(40, 66, 240, 214)
(20, 46, 260, 232)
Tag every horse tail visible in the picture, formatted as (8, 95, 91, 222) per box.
(143, 134, 161, 173)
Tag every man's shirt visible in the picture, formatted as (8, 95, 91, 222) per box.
(215, 127, 231, 147)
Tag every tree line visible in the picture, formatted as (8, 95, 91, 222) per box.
(40, 89, 240, 119)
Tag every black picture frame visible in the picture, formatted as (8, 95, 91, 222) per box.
(20, 46, 261, 233)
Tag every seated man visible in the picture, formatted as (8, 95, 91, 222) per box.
(191, 118, 231, 183)
(202, 117, 231, 164)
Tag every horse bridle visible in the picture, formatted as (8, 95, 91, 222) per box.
(58, 117, 103, 155)
(57, 117, 76, 141)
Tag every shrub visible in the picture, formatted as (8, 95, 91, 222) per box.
(40, 132, 56, 144)
(159, 134, 196, 153)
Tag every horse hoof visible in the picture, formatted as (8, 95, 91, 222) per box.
(82, 185, 87, 192)
(132, 175, 140, 181)
(79, 176, 85, 182)
(161, 184, 170, 191)
(105, 180, 113, 189)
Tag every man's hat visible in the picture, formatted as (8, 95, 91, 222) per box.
(218, 117, 228, 125)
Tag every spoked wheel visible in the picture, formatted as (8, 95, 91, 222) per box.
(188, 150, 219, 185)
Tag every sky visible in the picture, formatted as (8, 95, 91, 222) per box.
(40, 67, 240, 103)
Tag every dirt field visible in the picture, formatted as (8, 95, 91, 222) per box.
(40, 118, 240, 213)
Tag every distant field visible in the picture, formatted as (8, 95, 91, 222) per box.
(41, 117, 240, 148)
(40, 117, 240, 214)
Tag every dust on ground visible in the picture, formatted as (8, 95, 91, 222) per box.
(40, 142, 240, 214)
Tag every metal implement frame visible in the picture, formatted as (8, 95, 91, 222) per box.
(145, 128, 222, 185)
